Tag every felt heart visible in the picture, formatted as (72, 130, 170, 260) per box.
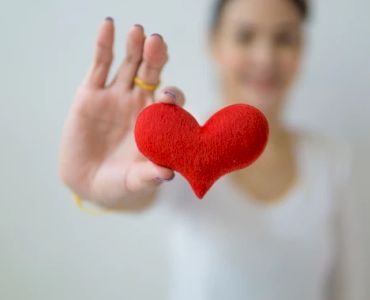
(134, 102, 269, 199)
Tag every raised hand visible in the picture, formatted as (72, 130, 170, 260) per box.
(58, 18, 186, 210)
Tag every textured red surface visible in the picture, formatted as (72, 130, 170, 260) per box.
(134, 102, 269, 199)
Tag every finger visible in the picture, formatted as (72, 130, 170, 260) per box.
(131, 33, 168, 104)
(82, 17, 115, 89)
(108, 24, 145, 89)
(154, 86, 186, 107)
(125, 160, 175, 192)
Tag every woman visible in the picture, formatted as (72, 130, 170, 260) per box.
(58, 0, 356, 299)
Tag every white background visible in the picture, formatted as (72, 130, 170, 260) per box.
(0, 0, 369, 299)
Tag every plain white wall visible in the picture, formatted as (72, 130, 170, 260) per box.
(0, 0, 369, 299)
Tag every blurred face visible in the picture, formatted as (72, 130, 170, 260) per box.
(210, 0, 305, 118)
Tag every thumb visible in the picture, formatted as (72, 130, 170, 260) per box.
(125, 160, 175, 192)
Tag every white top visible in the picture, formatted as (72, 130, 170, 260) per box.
(151, 127, 359, 300)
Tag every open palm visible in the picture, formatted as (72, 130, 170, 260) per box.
(58, 18, 185, 209)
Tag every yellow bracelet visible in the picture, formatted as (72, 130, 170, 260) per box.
(72, 192, 114, 216)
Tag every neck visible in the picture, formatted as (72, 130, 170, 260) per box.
(265, 112, 289, 148)
(219, 86, 291, 151)
(219, 86, 289, 148)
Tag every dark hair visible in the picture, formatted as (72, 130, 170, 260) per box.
(210, 0, 310, 34)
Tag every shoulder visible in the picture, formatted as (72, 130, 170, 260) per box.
(295, 127, 353, 185)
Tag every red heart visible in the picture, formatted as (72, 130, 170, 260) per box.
(134, 103, 269, 199)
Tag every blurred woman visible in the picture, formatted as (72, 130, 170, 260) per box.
(58, 0, 357, 299)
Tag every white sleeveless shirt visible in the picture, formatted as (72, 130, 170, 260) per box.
(151, 127, 356, 300)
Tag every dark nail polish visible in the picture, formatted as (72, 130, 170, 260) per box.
(105, 16, 114, 22)
(164, 90, 177, 102)
(134, 23, 143, 29)
(154, 175, 174, 183)
(154, 177, 165, 183)
(151, 33, 163, 40)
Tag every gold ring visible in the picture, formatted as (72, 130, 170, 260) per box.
(134, 76, 161, 91)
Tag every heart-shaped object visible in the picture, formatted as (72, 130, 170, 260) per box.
(134, 102, 269, 199)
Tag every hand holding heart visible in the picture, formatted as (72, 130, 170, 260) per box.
(58, 19, 268, 210)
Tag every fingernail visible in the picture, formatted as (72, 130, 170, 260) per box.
(105, 16, 114, 22)
(154, 176, 174, 183)
(164, 90, 177, 102)
(151, 33, 163, 40)
(134, 23, 143, 29)
(154, 177, 165, 183)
